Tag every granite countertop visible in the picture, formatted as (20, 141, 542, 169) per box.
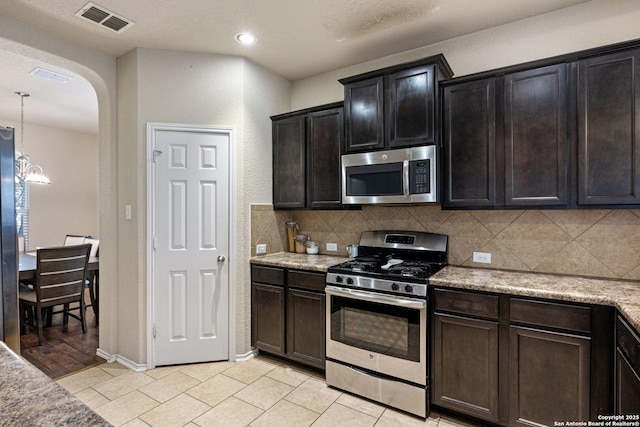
(250, 252, 350, 272)
(251, 253, 640, 333)
(431, 266, 640, 333)
(0, 341, 111, 426)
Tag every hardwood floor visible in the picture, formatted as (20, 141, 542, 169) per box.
(19, 293, 103, 379)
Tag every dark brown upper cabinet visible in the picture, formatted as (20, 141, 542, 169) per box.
(271, 102, 345, 210)
(306, 107, 344, 209)
(342, 78, 384, 152)
(443, 40, 640, 210)
(443, 78, 497, 208)
(272, 115, 306, 209)
(504, 65, 569, 207)
(443, 64, 569, 209)
(340, 55, 453, 154)
(578, 48, 640, 205)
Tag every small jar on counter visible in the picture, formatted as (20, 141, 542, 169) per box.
(306, 241, 319, 254)
(294, 234, 310, 254)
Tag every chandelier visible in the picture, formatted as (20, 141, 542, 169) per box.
(15, 92, 50, 185)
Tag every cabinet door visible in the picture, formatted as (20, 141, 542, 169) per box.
(251, 282, 285, 356)
(433, 312, 500, 423)
(344, 77, 384, 152)
(387, 65, 436, 148)
(504, 64, 568, 206)
(616, 348, 640, 415)
(286, 288, 325, 369)
(578, 49, 640, 205)
(272, 115, 306, 208)
(442, 78, 497, 208)
(307, 107, 344, 209)
(509, 326, 590, 427)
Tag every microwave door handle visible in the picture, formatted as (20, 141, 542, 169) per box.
(403, 160, 410, 197)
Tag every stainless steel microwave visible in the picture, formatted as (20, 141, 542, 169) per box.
(341, 146, 437, 204)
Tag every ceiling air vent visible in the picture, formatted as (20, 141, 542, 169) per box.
(75, 2, 134, 33)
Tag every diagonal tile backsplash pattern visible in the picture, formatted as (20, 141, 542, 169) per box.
(251, 204, 640, 281)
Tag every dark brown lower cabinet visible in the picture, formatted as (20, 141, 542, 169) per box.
(251, 282, 285, 356)
(616, 316, 640, 415)
(616, 350, 640, 415)
(432, 288, 614, 427)
(287, 288, 325, 369)
(251, 264, 326, 370)
(509, 326, 590, 426)
(432, 312, 500, 423)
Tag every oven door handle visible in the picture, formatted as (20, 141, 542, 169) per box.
(325, 285, 426, 309)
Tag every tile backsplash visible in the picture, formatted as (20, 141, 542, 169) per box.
(251, 204, 640, 281)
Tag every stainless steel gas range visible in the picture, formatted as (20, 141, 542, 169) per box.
(325, 230, 448, 418)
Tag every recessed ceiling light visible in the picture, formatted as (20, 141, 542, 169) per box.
(235, 32, 257, 46)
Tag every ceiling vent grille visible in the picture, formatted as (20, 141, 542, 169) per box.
(75, 2, 134, 33)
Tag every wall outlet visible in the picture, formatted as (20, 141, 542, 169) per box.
(473, 252, 492, 264)
(256, 244, 267, 254)
(326, 243, 338, 252)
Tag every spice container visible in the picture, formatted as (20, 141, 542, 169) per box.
(294, 234, 309, 254)
(286, 221, 299, 252)
(306, 241, 319, 254)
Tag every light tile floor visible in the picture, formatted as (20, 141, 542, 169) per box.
(57, 355, 480, 427)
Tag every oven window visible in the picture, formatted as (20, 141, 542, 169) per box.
(330, 294, 421, 361)
(346, 163, 403, 196)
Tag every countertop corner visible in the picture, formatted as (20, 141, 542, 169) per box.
(0, 341, 111, 426)
(250, 252, 349, 272)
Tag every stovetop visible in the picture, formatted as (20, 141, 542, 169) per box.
(326, 230, 448, 298)
(329, 257, 446, 281)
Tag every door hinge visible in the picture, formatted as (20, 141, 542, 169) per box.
(153, 237, 156, 250)
(153, 324, 157, 338)
(152, 150, 162, 162)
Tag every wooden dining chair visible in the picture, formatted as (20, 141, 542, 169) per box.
(18, 244, 91, 346)
(63, 234, 87, 246)
(83, 236, 100, 322)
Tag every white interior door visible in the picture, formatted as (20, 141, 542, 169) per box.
(149, 124, 230, 366)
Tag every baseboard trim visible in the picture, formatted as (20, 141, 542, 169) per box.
(235, 348, 258, 362)
(96, 348, 148, 372)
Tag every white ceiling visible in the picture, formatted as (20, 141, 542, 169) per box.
(0, 0, 591, 135)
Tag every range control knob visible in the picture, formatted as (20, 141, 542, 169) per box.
(336, 276, 343, 283)
(346, 277, 354, 285)
(404, 284, 414, 293)
(391, 283, 399, 291)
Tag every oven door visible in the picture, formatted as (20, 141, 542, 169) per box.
(325, 285, 427, 385)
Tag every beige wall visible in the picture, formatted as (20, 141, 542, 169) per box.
(117, 48, 291, 362)
(252, 205, 640, 281)
(0, 119, 99, 249)
(290, 0, 640, 109)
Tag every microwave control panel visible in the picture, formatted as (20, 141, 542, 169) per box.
(409, 159, 431, 194)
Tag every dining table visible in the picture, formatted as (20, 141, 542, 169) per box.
(18, 252, 100, 321)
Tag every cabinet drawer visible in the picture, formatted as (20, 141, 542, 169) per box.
(434, 288, 499, 320)
(510, 298, 591, 334)
(251, 265, 285, 286)
(618, 316, 640, 372)
(288, 269, 326, 292)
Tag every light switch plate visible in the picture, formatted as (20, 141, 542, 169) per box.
(473, 252, 492, 264)
(256, 244, 267, 254)
(326, 243, 338, 251)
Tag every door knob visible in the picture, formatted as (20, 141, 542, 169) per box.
(217, 255, 226, 263)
